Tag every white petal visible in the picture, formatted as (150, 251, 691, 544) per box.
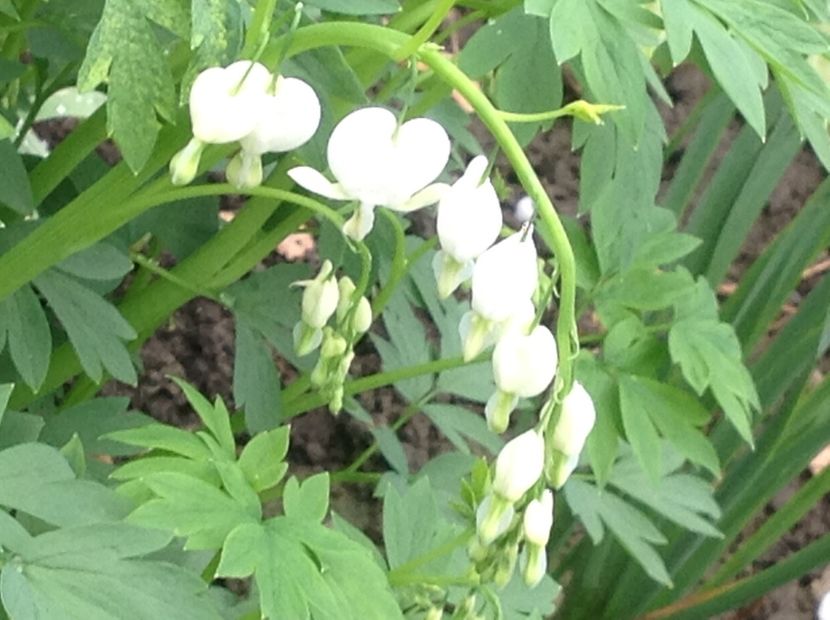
(342, 202, 376, 241)
(472, 232, 538, 322)
(391, 182, 450, 212)
(389, 117, 451, 202)
(288, 166, 351, 200)
(190, 62, 272, 144)
(328, 107, 397, 205)
(240, 76, 321, 154)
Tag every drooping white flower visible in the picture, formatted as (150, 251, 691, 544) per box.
(171, 61, 272, 186)
(471, 229, 538, 323)
(475, 493, 514, 545)
(485, 325, 557, 433)
(492, 325, 557, 398)
(189, 61, 272, 144)
(240, 76, 321, 154)
(493, 430, 545, 502)
(288, 107, 451, 241)
(549, 381, 597, 489)
(523, 490, 554, 546)
(433, 156, 502, 298)
(226, 76, 321, 190)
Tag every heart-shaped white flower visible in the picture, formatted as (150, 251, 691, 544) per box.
(472, 229, 538, 323)
(492, 325, 557, 398)
(189, 61, 272, 144)
(288, 106, 451, 240)
(240, 76, 321, 155)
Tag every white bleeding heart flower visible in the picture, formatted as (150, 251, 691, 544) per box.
(493, 325, 558, 398)
(433, 156, 502, 298)
(485, 325, 557, 433)
(493, 430, 545, 502)
(471, 228, 538, 323)
(549, 381, 597, 489)
(288, 107, 451, 241)
(240, 76, 321, 155)
(523, 490, 554, 546)
(189, 61, 272, 144)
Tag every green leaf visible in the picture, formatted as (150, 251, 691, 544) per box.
(564, 479, 672, 586)
(0, 284, 51, 391)
(689, 3, 766, 137)
(422, 403, 503, 456)
(0, 383, 11, 425)
(170, 377, 235, 458)
(282, 473, 330, 523)
(304, 0, 400, 15)
(180, 0, 242, 100)
(238, 427, 290, 493)
(77, 0, 176, 171)
(0, 523, 222, 620)
(598, 267, 695, 311)
(56, 241, 133, 282)
(0, 139, 33, 214)
(382, 478, 462, 572)
(662, 0, 694, 64)
(371, 426, 409, 475)
(576, 354, 620, 487)
(619, 374, 720, 476)
(218, 517, 404, 620)
(0, 443, 132, 526)
(371, 289, 433, 403)
(40, 397, 154, 458)
(618, 377, 663, 482)
(129, 471, 260, 550)
(105, 423, 211, 460)
(34, 269, 137, 384)
(669, 318, 759, 444)
(233, 322, 282, 433)
(0, 412, 44, 449)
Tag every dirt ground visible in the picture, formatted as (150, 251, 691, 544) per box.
(38, 60, 828, 618)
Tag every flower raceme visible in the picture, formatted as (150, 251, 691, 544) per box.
(170, 61, 320, 188)
(485, 325, 558, 433)
(433, 155, 503, 299)
(288, 106, 451, 241)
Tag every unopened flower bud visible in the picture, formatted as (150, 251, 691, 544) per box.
(169, 138, 205, 186)
(493, 430, 545, 502)
(493, 542, 519, 588)
(336, 277, 357, 324)
(521, 543, 547, 589)
(459, 310, 495, 362)
(321, 332, 348, 359)
(471, 229, 538, 323)
(226, 150, 263, 190)
(484, 390, 519, 434)
(425, 607, 444, 620)
(433, 250, 474, 300)
(475, 493, 514, 546)
(351, 296, 373, 334)
(293, 322, 322, 357)
(189, 61, 272, 144)
(523, 490, 553, 546)
(298, 261, 339, 329)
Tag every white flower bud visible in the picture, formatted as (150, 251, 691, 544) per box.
(493, 542, 519, 588)
(437, 156, 502, 264)
(226, 150, 263, 190)
(189, 61, 272, 144)
(493, 430, 545, 502)
(335, 276, 357, 324)
(471, 230, 538, 323)
(522, 544, 547, 589)
(492, 325, 557, 398)
(522, 490, 553, 546)
(475, 493, 514, 546)
(514, 195, 535, 223)
(299, 261, 339, 329)
(169, 138, 205, 186)
(239, 76, 321, 155)
(550, 381, 596, 456)
(351, 296, 373, 334)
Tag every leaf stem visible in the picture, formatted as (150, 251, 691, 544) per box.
(387, 528, 475, 585)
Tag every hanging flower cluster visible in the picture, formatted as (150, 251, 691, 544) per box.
(170, 61, 321, 189)
(292, 262, 372, 413)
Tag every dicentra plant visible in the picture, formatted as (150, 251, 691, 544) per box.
(0, 1, 828, 618)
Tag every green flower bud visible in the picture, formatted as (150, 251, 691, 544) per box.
(169, 138, 205, 186)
